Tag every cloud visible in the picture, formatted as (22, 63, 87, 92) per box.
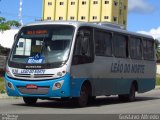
(128, 0, 155, 13)
(138, 27, 160, 41)
(0, 29, 19, 48)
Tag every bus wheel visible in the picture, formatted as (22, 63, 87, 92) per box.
(118, 84, 136, 102)
(128, 84, 136, 102)
(23, 97, 37, 105)
(75, 84, 89, 107)
(89, 96, 96, 103)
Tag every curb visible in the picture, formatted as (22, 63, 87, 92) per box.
(0, 93, 19, 99)
(0, 93, 9, 99)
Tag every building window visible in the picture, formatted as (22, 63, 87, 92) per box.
(104, 16, 109, 19)
(124, 5, 127, 10)
(114, 1, 118, 6)
(81, 16, 85, 20)
(113, 17, 117, 22)
(71, 1, 75, 5)
(119, 2, 122, 7)
(47, 17, 51, 20)
(119, 9, 122, 15)
(60, 2, 64, 5)
(93, 16, 97, 20)
(59, 17, 63, 20)
(70, 16, 74, 20)
(123, 20, 126, 25)
(105, 1, 109, 4)
(82, 1, 86, 5)
(48, 2, 52, 6)
(93, 1, 98, 4)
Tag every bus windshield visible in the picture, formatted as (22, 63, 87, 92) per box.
(10, 25, 75, 64)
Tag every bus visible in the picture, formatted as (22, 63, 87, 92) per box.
(5, 21, 156, 107)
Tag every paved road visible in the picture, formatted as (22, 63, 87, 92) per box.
(0, 89, 160, 114)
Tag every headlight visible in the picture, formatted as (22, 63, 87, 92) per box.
(56, 70, 66, 77)
(7, 82, 15, 90)
(52, 80, 64, 90)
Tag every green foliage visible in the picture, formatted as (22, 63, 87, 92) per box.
(0, 77, 5, 93)
(155, 39, 160, 62)
(156, 75, 160, 85)
(0, 17, 21, 31)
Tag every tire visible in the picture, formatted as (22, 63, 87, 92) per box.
(89, 96, 96, 103)
(75, 84, 89, 107)
(23, 97, 37, 105)
(128, 84, 136, 102)
(119, 84, 136, 102)
(118, 94, 127, 101)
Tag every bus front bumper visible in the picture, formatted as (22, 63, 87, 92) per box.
(4, 74, 71, 98)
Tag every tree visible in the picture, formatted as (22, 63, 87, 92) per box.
(155, 39, 160, 62)
(0, 17, 21, 31)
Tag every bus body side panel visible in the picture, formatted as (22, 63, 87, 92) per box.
(70, 56, 156, 96)
(70, 78, 87, 97)
(137, 78, 155, 93)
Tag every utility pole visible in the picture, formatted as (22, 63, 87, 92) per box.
(18, 0, 23, 25)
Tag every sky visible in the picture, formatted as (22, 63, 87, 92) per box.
(0, 0, 160, 48)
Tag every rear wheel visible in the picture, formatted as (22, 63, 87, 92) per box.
(23, 97, 37, 105)
(128, 84, 136, 102)
(119, 84, 136, 102)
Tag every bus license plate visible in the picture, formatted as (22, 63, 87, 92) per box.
(26, 84, 38, 89)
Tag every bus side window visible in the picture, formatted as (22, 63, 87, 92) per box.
(143, 39, 154, 60)
(72, 28, 94, 65)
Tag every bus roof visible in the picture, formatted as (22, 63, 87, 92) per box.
(24, 21, 154, 40)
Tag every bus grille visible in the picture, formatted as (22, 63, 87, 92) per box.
(13, 74, 54, 79)
(17, 86, 49, 95)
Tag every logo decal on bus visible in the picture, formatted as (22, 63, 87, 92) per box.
(27, 53, 45, 64)
(111, 61, 145, 74)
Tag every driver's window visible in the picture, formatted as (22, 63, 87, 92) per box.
(72, 27, 94, 65)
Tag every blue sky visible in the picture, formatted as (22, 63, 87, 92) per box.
(0, 0, 160, 48)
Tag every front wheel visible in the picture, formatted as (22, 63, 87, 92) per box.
(23, 97, 37, 105)
(74, 85, 89, 107)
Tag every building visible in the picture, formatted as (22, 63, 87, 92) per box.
(42, 0, 128, 27)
